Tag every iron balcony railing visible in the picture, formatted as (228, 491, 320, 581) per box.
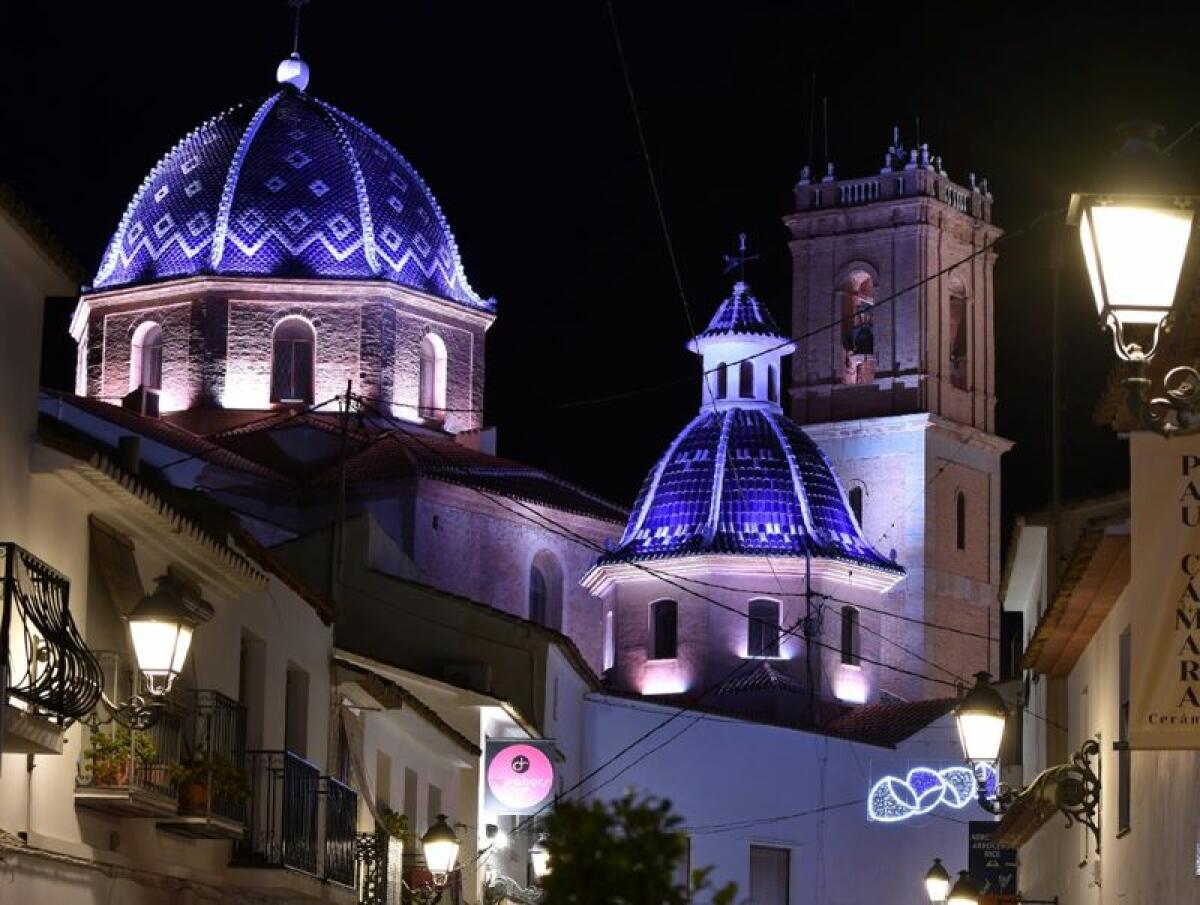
(236, 749, 331, 875)
(1, 542, 102, 729)
(323, 775, 357, 887)
(356, 831, 404, 905)
(76, 651, 185, 808)
(179, 689, 249, 825)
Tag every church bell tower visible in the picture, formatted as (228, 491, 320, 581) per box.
(784, 133, 1010, 699)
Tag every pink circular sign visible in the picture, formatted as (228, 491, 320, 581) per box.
(486, 743, 554, 811)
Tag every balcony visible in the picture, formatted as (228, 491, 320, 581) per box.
(74, 699, 183, 818)
(2, 542, 103, 755)
(355, 831, 404, 905)
(157, 690, 249, 840)
(231, 749, 359, 894)
(75, 657, 248, 832)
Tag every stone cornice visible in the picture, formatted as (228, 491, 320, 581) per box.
(799, 412, 1014, 454)
(71, 274, 496, 340)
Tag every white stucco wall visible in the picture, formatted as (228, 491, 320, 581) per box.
(583, 695, 977, 905)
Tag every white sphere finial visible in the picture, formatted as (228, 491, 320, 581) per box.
(277, 52, 310, 91)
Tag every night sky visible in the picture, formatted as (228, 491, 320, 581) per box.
(5, 1, 1194, 536)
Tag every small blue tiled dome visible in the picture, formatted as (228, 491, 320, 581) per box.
(93, 77, 488, 310)
(602, 407, 901, 573)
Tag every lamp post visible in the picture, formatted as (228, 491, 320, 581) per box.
(952, 673, 1101, 852)
(1068, 122, 1200, 431)
(924, 858, 951, 904)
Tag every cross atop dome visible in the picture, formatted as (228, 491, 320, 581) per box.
(686, 239, 795, 413)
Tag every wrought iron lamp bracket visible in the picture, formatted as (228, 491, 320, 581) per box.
(973, 740, 1102, 854)
(85, 689, 163, 731)
(484, 875, 545, 905)
(1109, 312, 1200, 435)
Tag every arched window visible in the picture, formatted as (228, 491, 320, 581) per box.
(747, 599, 780, 658)
(739, 360, 755, 399)
(767, 364, 778, 403)
(271, 317, 315, 404)
(130, 322, 163, 391)
(956, 491, 967, 551)
(841, 606, 861, 666)
(840, 270, 876, 386)
(650, 599, 677, 661)
(848, 486, 864, 528)
(716, 363, 728, 399)
(949, 282, 969, 391)
(529, 551, 563, 630)
(528, 565, 547, 626)
(603, 610, 615, 672)
(419, 333, 448, 419)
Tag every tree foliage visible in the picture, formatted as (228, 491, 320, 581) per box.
(541, 794, 736, 905)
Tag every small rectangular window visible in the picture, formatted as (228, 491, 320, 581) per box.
(427, 784, 442, 825)
(651, 600, 678, 660)
(375, 750, 392, 812)
(603, 610, 615, 672)
(748, 600, 780, 657)
(841, 608, 860, 666)
(284, 664, 309, 757)
(404, 767, 419, 829)
(749, 845, 790, 905)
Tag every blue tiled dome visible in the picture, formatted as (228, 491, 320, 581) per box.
(93, 84, 489, 309)
(602, 407, 901, 573)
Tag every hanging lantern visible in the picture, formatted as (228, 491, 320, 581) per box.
(127, 576, 195, 696)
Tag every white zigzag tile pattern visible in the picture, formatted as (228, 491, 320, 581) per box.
(93, 88, 489, 311)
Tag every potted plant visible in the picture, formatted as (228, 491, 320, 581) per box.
(84, 725, 156, 787)
(170, 750, 251, 816)
(379, 807, 414, 844)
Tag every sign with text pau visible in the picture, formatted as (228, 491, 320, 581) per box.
(484, 739, 557, 816)
(1130, 433, 1200, 748)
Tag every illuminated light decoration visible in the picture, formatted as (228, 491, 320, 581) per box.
(867, 764, 997, 823)
(92, 71, 491, 312)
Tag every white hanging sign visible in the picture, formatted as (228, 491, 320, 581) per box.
(1130, 432, 1200, 748)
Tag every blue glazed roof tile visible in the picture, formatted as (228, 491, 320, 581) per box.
(93, 88, 489, 311)
(601, 408, 901, 574)
(691, 281, 784, 343)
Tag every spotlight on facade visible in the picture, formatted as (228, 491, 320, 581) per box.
(528, 836, 551, 881)
(946, 871, 980, 905)
(954, 672, 1008, 771)
(924, 857, 951, 903)
(127, 576, 198, 696)
(421, 814, 461, 885)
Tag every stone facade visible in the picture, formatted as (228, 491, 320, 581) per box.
(72, 276, 492, 433)
(787, 150, 1009, 699)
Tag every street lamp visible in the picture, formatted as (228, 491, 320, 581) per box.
(529, 836, 552, 881)
(924, 858, 951, 904)
(421, 814, 461, 886)
(127, 576, 196, 696)
(952, 672, 1101, 852)
(954, 672, 1008, 770)
(946, 871, 979, 905)
(1068, 122, 1200, 430)
(94, 575, 208, 729)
